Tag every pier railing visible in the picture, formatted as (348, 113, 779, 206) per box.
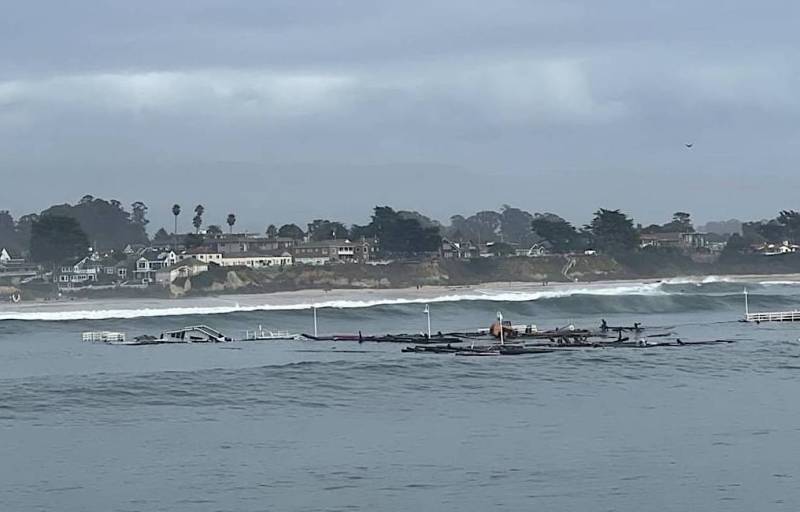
(745, 310, 800, 322)
(82, 331, 126, 342)
(742, 288, 800, 322)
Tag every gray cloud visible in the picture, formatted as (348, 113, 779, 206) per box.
(2, 1, 799, 231)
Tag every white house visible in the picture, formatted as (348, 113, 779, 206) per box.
(177, 248, 223, 265)
(155, 258, 209, 285)
(219, 252, 293, 269)
(134, 249, 178, 283)
(762, 241, 800, 256)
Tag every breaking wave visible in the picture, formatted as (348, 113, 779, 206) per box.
(660, 275, 736, 285)
(1, 277, 796, 322)
(0, 283, 668, 322)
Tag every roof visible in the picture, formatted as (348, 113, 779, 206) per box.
(182, 246, 220, 255)
(158, 257, 207, 272)
(95, 257, 121, 267)
(212, 236, 285, 244)
(0, 248, 22, 260)
(295, 239, 367, 248)
(138, 248, 175, 261)
(640, 232, 683, 241)
(442, 239, 478, 249)
(66, 256, 90, 267)
(221, 250, 292, 258)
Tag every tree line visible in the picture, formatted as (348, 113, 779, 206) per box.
(4, 194, 800, 266)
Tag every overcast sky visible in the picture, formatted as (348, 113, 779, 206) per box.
(1, 1, 798, 232)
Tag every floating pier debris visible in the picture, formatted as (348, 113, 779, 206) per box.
(85, 325, 232, 345)
(82, 331, 126, 343)
(304, 333, 464, 344)
(405, 338, 736, 356)
(742, 288, 800, 322)
(244, 326, 301, 341)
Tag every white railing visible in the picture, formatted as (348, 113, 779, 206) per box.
(82, 331, 126, 342)
(743, 289, 800, 322)
(745, 311, 800, 322)
(244, 327, 297, 340)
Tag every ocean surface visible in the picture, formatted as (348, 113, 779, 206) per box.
(2, 277, 800, 511)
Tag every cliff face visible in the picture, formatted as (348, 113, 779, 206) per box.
(179, 256, 625, 296)
(26, 252, 800, 300)
(176, 252, 800, 297)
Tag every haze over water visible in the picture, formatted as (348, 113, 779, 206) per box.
(2, 277, 800, 511)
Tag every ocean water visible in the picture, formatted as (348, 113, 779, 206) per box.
(2, 277, 800, 511)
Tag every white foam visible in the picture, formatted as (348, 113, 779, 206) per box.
(0, 282, 668, 322)
(662, 275, 735, 285)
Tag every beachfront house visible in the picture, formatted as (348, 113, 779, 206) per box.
(155, 258, 209, 285)
(134, 249, 178, 283)
(208, 235, 297, 255)
(440, 239, 479, 260)
(94, 257, 130, 280)
(759, 241, 800, 256)
(177, 247, 224, 265)
(0, 248, 39, 285)
(59, 256, 100, 287)
(292, 239, 371, 265)
(519, 242, 551, 258)
(639, 232, 708, 251)
(219, 251, 293, 269)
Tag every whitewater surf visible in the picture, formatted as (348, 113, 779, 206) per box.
(1, 275, 796, 322)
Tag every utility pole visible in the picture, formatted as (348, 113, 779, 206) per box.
(424, 304, 431, 339)
(313, 305, 318, 337)
(497, 311, 504, 345)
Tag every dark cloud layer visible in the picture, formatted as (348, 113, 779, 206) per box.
(2, 1, 798, 231)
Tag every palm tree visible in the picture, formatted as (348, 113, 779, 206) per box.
(171, 204, 181, 234)
(226, 213, 236, 234)
(193, 205, 204, 233)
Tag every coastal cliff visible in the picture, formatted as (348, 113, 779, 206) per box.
(28, 252, 800, 300)
(172, 252, 800, 297)
(171, 255, 623, 297)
